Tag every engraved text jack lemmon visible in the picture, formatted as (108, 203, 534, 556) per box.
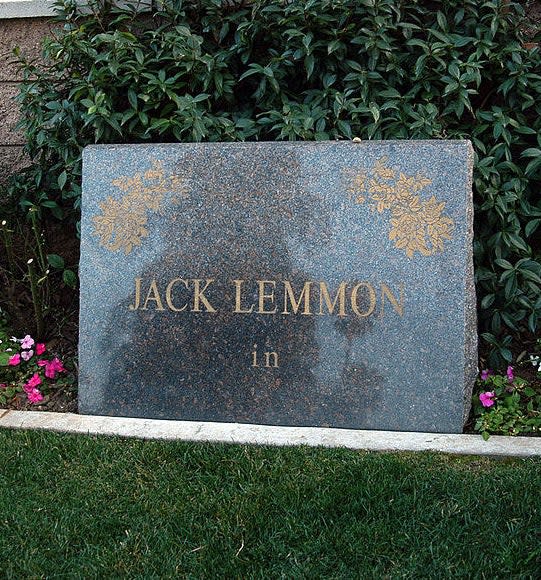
(129, 277, 404, 319)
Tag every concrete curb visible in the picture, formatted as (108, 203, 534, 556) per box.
(1, 410, 541, 457)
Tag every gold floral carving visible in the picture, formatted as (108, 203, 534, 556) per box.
(92, 161, 188, 255)
(345, 156, 454, 257)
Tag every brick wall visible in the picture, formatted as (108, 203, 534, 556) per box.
(0, 18, 52, 184)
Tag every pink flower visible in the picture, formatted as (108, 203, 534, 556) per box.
(480, 369, 493, 381)
(0, 384, 6, 389)
(27, 388, 43, 404)
(506, 365, 514, 382)
(20, 335, 34, 349)
(23, 373, 42, 393)
(37, 357, 66, 379)
(21, 349, 34, 361)
(35, 343, 46, 355)
(8, 353, 21, 366)
(479, 391, 496, 408)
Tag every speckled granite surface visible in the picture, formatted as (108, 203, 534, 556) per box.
(79, 141, 477, 433)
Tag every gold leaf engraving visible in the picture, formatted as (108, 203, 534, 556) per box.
(92, 161, 188, 255)
(344, 157, 454, 257)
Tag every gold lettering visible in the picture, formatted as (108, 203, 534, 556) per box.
(251, 346, 279, 368)
(142, 279, 165, 311)
(165, 278, 189, 312)
(257, 280, 277, 314)
(264, 351, 279, 368)
(381, 283, 404, 317)
(233, 279, 254, 314)
(282, 281, 312, 315)
(128, 277, 142, 310)
(130, 276, 405, 320)
(192, 279, 216, 312)
(351, 282, 376, 317)
(251, 345, 258, 367)
(318, 282, 347, 317)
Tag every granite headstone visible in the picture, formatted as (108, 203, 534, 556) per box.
(79, 141, 477, 433)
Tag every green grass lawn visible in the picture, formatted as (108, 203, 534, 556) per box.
(0, 430, 540, 578)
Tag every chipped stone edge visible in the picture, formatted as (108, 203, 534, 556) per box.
(1, 411, 540, 457)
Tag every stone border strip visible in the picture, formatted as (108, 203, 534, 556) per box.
(0, 0, 53, 19)
(0, 0, 151, 19)
(1, 410, 541, 457)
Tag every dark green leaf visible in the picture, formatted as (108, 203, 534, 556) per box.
(47, 254, 64, 269)
(63, 269, 78, 288)
(57, 170, 67, 190)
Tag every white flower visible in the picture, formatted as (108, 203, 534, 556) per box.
(20, 335, 34, 349)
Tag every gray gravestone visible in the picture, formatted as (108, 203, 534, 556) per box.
(79, 141, 477, 433)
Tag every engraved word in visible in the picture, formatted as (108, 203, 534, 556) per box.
(251, 345, 279, 368)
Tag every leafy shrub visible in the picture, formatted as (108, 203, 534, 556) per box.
(6, 0, 541, 365)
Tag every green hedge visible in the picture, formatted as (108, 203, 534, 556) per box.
(8, 0, 541, 366)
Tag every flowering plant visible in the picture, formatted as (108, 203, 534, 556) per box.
(528, 339, 541, 376)
(473, 365, 541, 440)
(0, 333, 68, 406)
